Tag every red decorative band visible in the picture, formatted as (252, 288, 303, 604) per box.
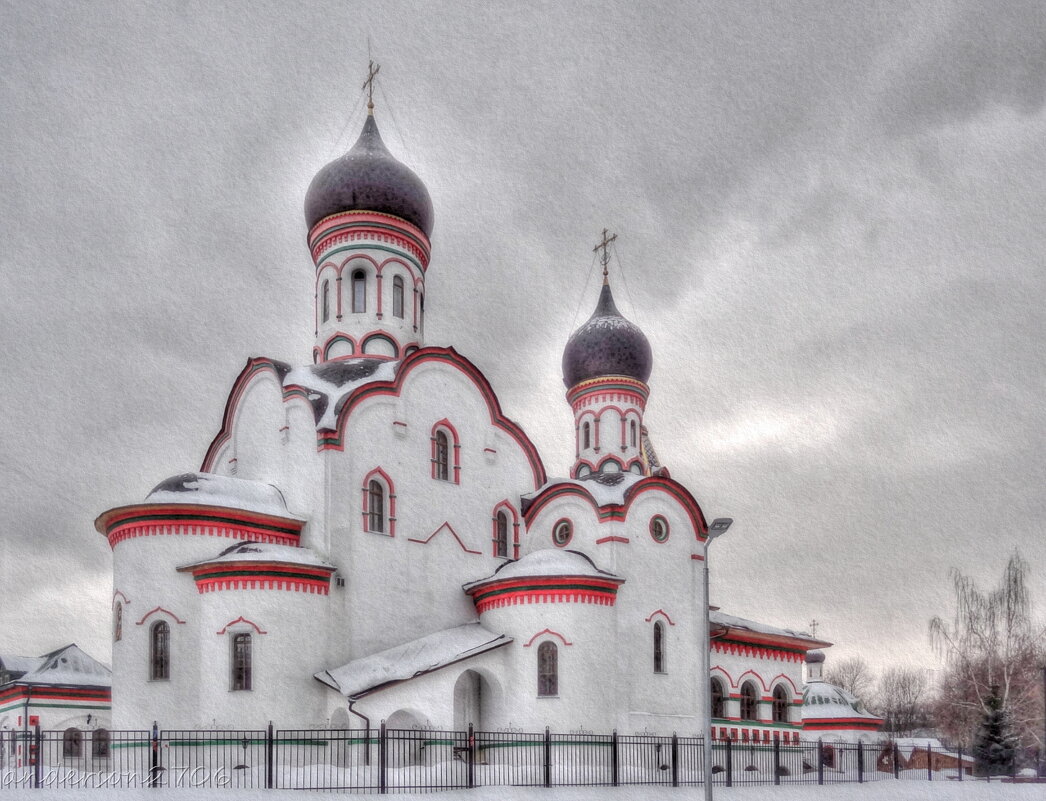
(196, 577, 330, 594)
(185, 562, 333, 594)
(309, 212, 430, 268)
(467, 576, 622, 614)
(99, 504, 303, 549)
(566, 376, 649, 410)
(711, 640, 805, 662)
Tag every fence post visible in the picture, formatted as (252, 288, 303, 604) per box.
(893, 741, 899, 779)
(773, 736, 781, 786)
(32, 724, 42, 789)
(671, 733, 679, 787)
(927, 741, 933, 781)
(817, 740, 824, 786)
(957, 745, 963, 781)
(724, 737, 732, 787)
(857, 741, 864, 784)
(611, 730, 618, 787)
(266, 721, 274, 790)
(379, 721, 387, 795)
(543, 727, 551, 788)
(467, 723, 475, 790)
(149, 721, 159, 788)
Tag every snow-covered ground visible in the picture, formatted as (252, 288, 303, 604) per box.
(15, 781, 1046, 801)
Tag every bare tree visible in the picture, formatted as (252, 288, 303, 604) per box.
(876, 666, 929, 736)
(824, 655, 875, 701)
(929, 551, 1046, 754)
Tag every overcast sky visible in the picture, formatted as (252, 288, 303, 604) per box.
(2, 1, 1044, 687)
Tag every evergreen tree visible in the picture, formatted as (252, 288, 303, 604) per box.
(972, 685, 1016, 776)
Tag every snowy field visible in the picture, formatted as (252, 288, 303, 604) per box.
(14, 782, 1046, 801)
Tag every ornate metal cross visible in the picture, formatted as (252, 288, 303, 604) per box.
(593, 228, 617, 279)
(362, 61, 381, 111)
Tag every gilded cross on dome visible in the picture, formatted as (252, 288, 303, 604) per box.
(593, 228, 617, 281)
(362, 60, 381, 112)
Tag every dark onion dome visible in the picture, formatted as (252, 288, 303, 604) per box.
(304, 113, 434, 236)
(806, 649, 826, 664)
(562, 281, 653, 388)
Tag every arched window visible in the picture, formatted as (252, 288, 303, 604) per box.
(582, 422, 591, 450)
(630, 420, 637, 447)
(62, 728, 82, 759)
(150, 621, 170, 680)
(710, 678, 726, 719)
(322, 279, 330, 323)
(434, 431, 449, 481)
(92, 728, 110, 759)
(367, 480, 385, 533)
(537, 641, 558, 697)
(392, 275, 404, 318)
(352, 269, 366, 313)
(740, 681, 758, 721)
(113, 601, 122, 642)
(494, 511, 509, 558)
(653, 621, 666, 673)
(231, 633, 252, 691)
(772, 685, 789, 723)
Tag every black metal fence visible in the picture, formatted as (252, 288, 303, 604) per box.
(0, 724, 976, 791)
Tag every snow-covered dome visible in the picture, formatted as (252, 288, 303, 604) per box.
(802, 679, 882, 729)
(304, 112, 433, 236)
(562, 281, 652, 388)
(179, 541, 333, 570)
(806, 649, 826, 664)
(146, 472, 298, 519)
(472, 548, 619, 584)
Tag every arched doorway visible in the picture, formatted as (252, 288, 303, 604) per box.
(453, 670, 484, 732)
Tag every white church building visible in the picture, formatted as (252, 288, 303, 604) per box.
(94, 89, 876, 747)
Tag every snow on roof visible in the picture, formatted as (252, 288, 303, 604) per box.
(316, 623, 510, 699)
(462, 549, 621, 592)
(890, 738, 974, 762)
(178, 541, 334, 571)
(524, 471, 646, 508)
(284, 358, 399, 430)
(802, 679, 881, 722)
(146, 473, 300, 519)
(18, 645, 110, 688)
(0, 654, 44, 678)
(710, 610, 825, 644)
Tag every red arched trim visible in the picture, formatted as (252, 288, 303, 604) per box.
(135, 606, 186, 626)
(644, 609, 676, 626)
(337, 252, 380, 277)
(769, 674, 801, 695)
(200, 357, 291, 472)
(378, 256, 423, 288)
(523, 476, 708, 540)
(362, 467, 396, 537)
(216, 616, 268, 635)
(308, 212, 430, 271)
(523, 629, 573, 648)
(407, 522, 480, 554)
(360, 331, 400, 358)
(112, 590, 131, 607)
(431, 419, 461, 483)
(594, 456, 624, 473)
(322, 333, 357, 360)
(323, 347, 546, 488)
(491, 500, 520, 559)
(710, 666, 734, 688)
(737, 670, 769, 693)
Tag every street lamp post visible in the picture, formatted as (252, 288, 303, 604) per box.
(702, 517, 732, 801)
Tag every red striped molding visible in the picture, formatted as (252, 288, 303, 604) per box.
(466, 575, 624, 614)
(711, 640, 806, 663)
(0, 685, 111, 706)
(96, 504, 304, 549)
(566, 375, 649, 409)
(179, 561, 334, 595)
(803, 718, 883, 731)
(309, 211, 431, 269)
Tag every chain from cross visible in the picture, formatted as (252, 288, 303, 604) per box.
(362, 61, 381, 111)
(593, 228, 617, 279)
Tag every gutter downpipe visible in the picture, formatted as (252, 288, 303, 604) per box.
(347, 699, 371, 766)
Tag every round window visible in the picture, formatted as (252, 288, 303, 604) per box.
(650, 515, 669, 542)
(552, 519, 573, 547)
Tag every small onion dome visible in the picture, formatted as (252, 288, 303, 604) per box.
(806, 649, 826, 664)
(304, 113, 434, 236)
(562, 281, 652, 388)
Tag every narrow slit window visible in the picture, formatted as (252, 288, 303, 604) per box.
(392, 275, 404, 318)
(434, 431, 449, 481)
(231, 633, 252, 691)
(494, 511, 509, 558)
(653, 621, 666, 673)
(352, 270, 366, 313)
(150, 621, 170, 680)
(368, 480, 385, 533)
(322, 280, 330, 322)
(582, 422, 591, 450)
(537, 641, 558, 697)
